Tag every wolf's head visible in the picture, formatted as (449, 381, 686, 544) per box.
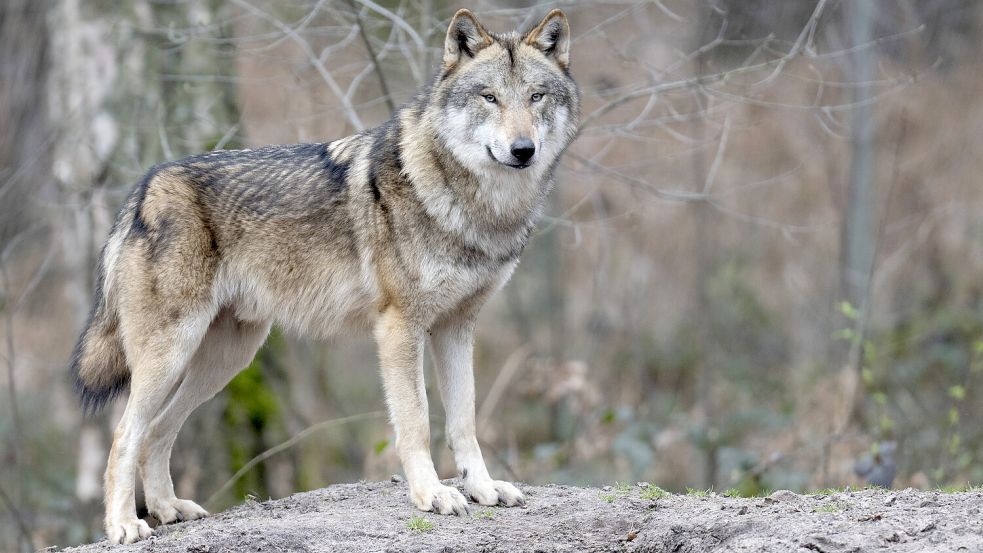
(428, 9, 580, 179)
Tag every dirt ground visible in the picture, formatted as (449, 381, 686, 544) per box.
(62, 479, 983, 552)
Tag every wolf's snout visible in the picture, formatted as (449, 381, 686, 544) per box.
(510, 139, 536, 164)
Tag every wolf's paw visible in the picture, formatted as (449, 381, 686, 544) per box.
(106, 516, 153, 544)
(466, 479, 526, 507)
(148, 497, 209, 525)
(412, 482, 470, 516)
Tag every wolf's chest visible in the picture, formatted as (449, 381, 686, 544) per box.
(410, 252, 506, 315)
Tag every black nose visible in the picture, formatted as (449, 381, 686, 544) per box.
(510, 139, 536, 163)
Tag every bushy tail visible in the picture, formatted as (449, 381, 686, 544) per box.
(70, 217, 132, 414)
(70, 294, 129, 414)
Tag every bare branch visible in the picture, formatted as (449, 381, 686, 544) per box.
(752, 0, 829, 88)
(349, 0, 425, 52)
(0, 483, 33, 549)
(346, 0, 395, 113)
(204, 411, 386, 508)
(232, 0, 366, 131)
(567, 151, 705, 203)
(654, 0, 687, 23)
(702, 115, 730, 195)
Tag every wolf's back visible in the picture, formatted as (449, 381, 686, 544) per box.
(70, 195, 135, 414)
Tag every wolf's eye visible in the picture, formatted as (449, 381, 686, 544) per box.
(531, 92, 544, 102)
(483, 94, 497, 103)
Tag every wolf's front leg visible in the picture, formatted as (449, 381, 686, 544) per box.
(430, 316, 525, 507)
(375, 307, 469, 516)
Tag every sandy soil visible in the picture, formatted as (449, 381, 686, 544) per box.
(62, 479, 983, 552)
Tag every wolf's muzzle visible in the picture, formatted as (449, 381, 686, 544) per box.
(510, 138, 536, 164)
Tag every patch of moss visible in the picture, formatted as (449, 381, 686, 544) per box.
(407, 515, 435, 533)
(686, 487, 712, 498)
(641, 484, 670, 500)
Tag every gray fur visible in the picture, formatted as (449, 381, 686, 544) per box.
(70, 9, 579, 544)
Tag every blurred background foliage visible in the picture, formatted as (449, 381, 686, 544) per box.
(2, 0, 983, 549)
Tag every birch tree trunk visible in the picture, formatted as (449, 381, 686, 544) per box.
(840, 0, 876, 318)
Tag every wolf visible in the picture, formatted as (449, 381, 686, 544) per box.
(70, 8, 579, 544)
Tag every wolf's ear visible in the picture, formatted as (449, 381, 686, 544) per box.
(524, 9, 571, 69)
(443, 9, 493, 69)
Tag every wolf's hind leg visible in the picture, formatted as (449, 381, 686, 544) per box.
(140, 311, 271, 525)
(104, 309, 215, 544)
(376, 307, 469, 516)
(430, 316, 525, 507)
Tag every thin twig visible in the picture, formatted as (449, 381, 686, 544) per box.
(477, 345, 531, 435)
(576, 0, 887, 133)
(702, 115, 730, 194)
(0, 264, 24, 470)
(477, 437, 520, 482)
(654, 0, 686, 23)
(212, 124, 241, 151)
(349, 0, 425, 51)
(0, 483, 33, 548)
(346, 0, 395, 113)
(753, 0, 829, 87)
(567, 152, 705, 203)
(204, 411, 386, 508)
(232, 0, 365, 131)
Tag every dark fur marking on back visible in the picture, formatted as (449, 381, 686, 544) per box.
(368, 122, 404, 205)
(144, 215, 173, 261)
(368, 169, 382, 202)
(366, 124, 417, 276)
(130, 162, 174, 239)
(387, 120, 406, 174)
(162, 144, 353, 216)
(319, 144, 350, 192)
(200, 211, 220, 257)
(367, 135, 383, 203)
(394, 152, 404, 174)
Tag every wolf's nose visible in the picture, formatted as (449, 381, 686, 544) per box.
(510, 139, 536, 163)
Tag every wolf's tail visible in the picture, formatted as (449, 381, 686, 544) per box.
(70, 209, 133, 414)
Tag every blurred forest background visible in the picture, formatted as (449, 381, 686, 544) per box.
(2, 0, 983, 549)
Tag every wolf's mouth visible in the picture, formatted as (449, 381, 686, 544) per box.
(486, 146, 530, 170)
